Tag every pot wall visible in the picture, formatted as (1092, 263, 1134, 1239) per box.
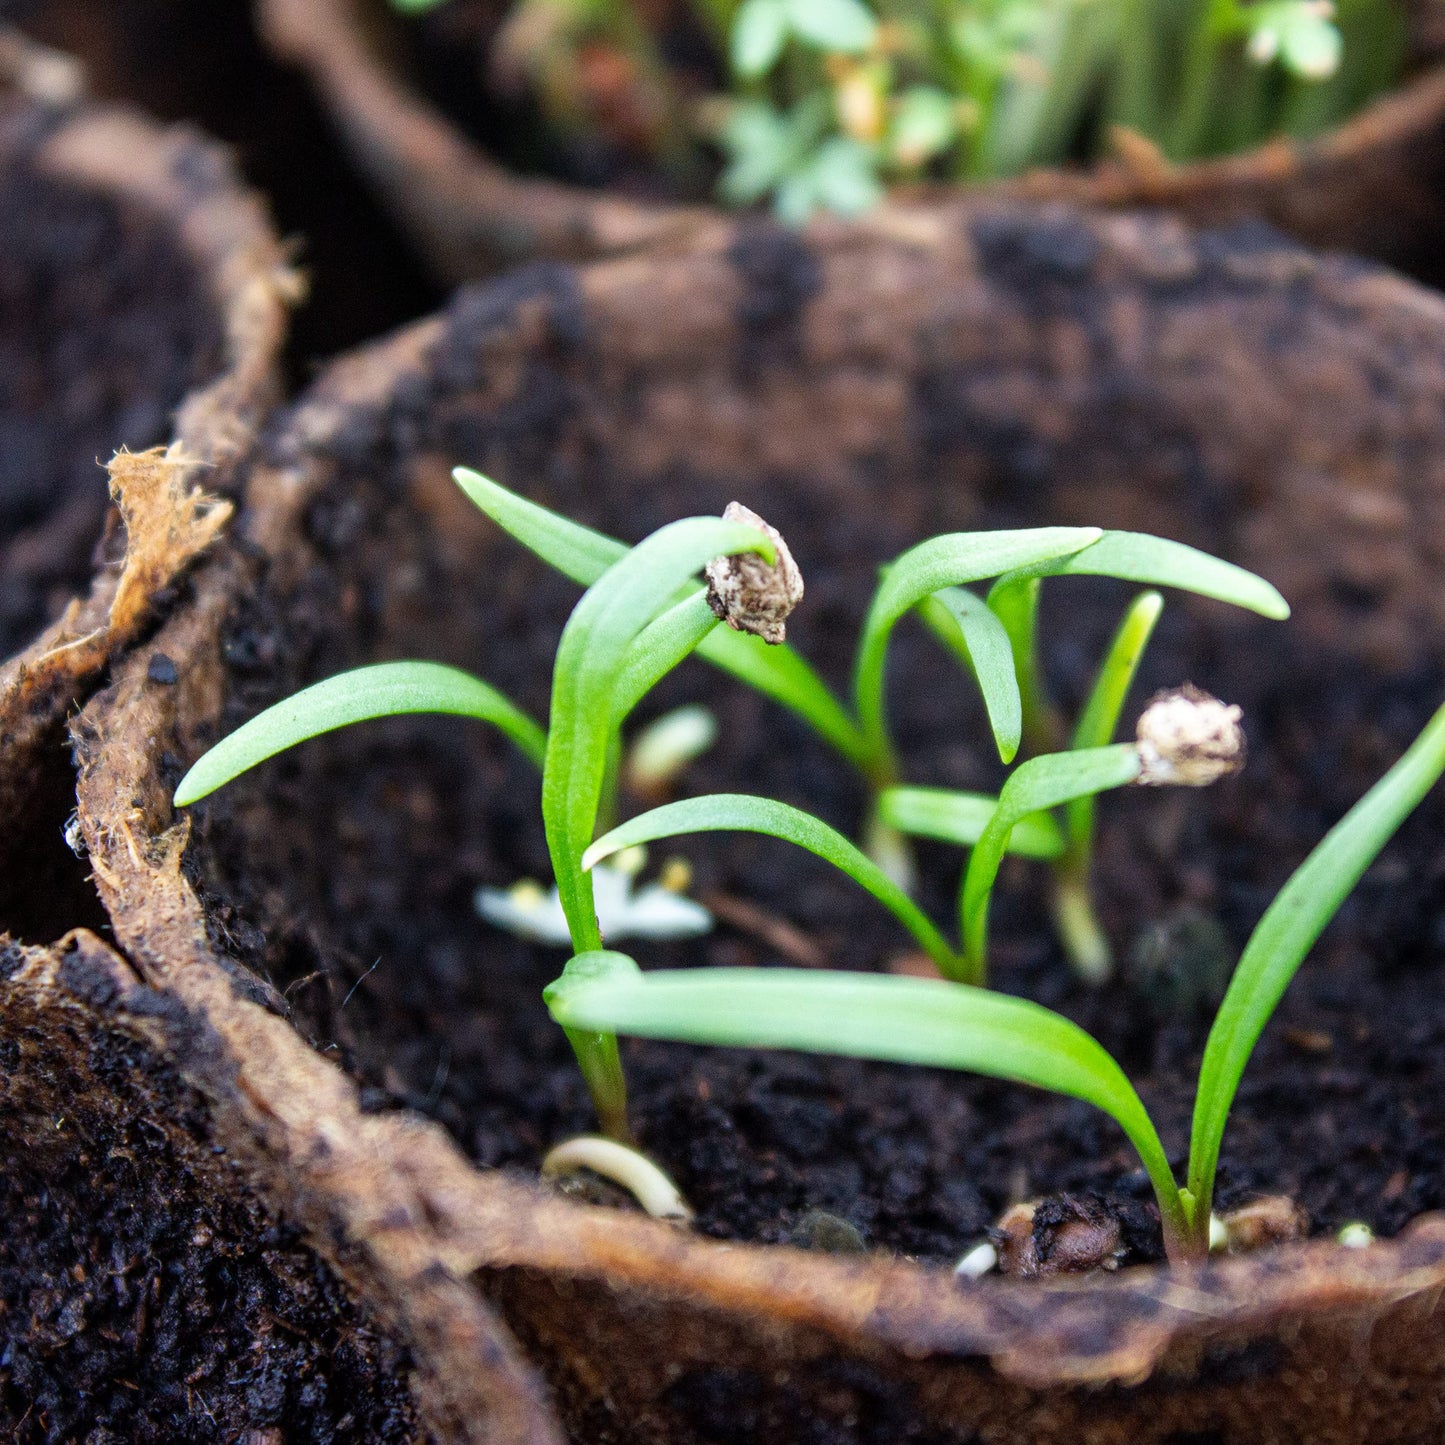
(69, 205, 1445, 1442)
(257, 0, 1445, 284)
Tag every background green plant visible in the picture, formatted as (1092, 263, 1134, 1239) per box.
(393, 0, 1405, 219)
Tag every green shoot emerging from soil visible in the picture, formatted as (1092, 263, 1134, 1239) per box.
(457, 467, 1286, 982)
(173, 471, 1275, 1146)
(391, 0, 1404, 219)
(549, 698, 1445, 1261)
(175, 486, 786, 1140)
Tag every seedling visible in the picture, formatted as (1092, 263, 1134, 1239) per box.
(456, 467, 1286, 981)
(175, 496, 789, 1140)
(547, 697, 1445, 1261)
(391, 0, 1403, 217)
(174, 474, 1274, 1149)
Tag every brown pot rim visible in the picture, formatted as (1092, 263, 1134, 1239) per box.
(69, 206, 1445, 1439)
(256, 0, 1445, 282)
(0, 29, 294, 830)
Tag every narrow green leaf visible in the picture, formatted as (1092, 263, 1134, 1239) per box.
(880, 786, 1064, 860)
(854, 528, 1102, 773)
(990, 531, 1290, 621)
(173, 661, 545, 807)
(582, 794, 962, 978)
(959, 744, 1142, 981)
(917, 586, 1023, 763)
(548, 963, 1184, 1243)
(732, 0, 789, 76)
(546, 520, 774, 950)
(456, 468, 869, 771)
(613, 590, 720, 724)
(986, 573, 1054, 754)
(1066, 590, 1164, 852)
(453, 466, 625, 586)
(1186, 699, 1445, 1228)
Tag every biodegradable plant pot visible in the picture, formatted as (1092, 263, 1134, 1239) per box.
(0, 931, 447, 1441)
(0, 30, 292, 943)
(68, 204, 1445, 1442)
(0, 38, 532, 1443)
(255, 0, 1445, 285)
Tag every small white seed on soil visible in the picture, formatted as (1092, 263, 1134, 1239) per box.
(954, 1240, 999, 1279)
(705, 502, 804, 646)
(1338, 1221, 1375, 1248)
(1135, 685, 1245, 787)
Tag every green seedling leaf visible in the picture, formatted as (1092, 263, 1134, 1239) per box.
(1186, 698, 1445, 1235)
(545, 950, 638, 1141)
(854, 527, 1102, 773)
(880, 786, 1063, 859)
(719, 102, 796, 204)
(548, 962, 1186, 1247)
(987, 573, 1053, 751)
(703, 627, 873, 771)
(173, 661, 546, 807)
(959, 744, 1142, 981)
(1066, 590, 1164, 851)
(917, 586, 1023, 763)
(582, 794, 962, 977)
(732, 0, 789, 77)
(989, 531, 1289, 621)
(1247, 1, 1342, 78)
(456, 467, 869, 770)
(786, 0, 878, 54)
(546, 518, 774, 950)
(454, 466, 625, 585)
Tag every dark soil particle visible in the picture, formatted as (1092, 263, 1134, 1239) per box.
(0, 998, 418, 1442)
(0, 160, 223, 659)
(181, 424, 1445, 1275)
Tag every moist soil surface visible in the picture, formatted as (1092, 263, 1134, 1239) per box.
(178, 453, 1445, 1272)
(0, 161, 223, 661)
(0, 945, 419, 1444)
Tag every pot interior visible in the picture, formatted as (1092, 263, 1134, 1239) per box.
(0, 142, 224, 661)
(183, 230, 1445, 1264)
(0, 124, 226, 942)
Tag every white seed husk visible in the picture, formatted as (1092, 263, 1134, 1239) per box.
(1135, 685, 1245, 787)
(705, 501, 804, 646)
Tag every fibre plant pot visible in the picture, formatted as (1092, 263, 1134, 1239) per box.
(0, 932, 453, 1441)
(0, 29, 292, 944)
(254, 0, 1445, 286)
(0, 36, 497, 1442)
(65, 203, 1445, 1442)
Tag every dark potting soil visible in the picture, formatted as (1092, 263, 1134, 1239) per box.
(0, 161, 223, 660)
(0, 949, 419, 1443)
(176, 449, 1445, 1275)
